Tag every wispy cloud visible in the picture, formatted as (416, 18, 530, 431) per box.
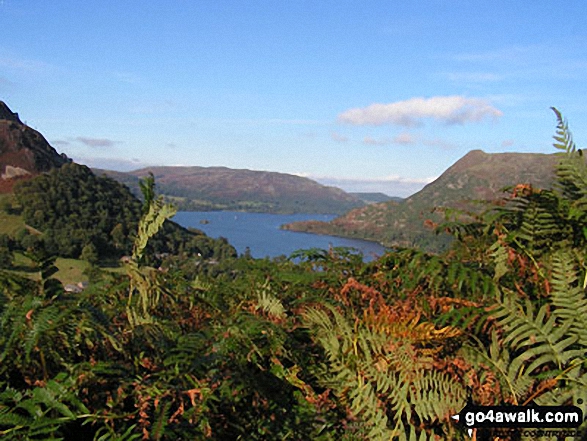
(363, 136, 389, 146)
(331, 132, 348, 143)
(51, 139, 71, 147)
(75, 137, 120, 148)
(501, 139, 514, 148)
(362, 132, 456, 149)
(363, 133, 416, 146)
(393, 132, 416, 145)
(338, 96, 502, 127)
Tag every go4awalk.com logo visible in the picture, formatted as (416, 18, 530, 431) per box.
(451, 402, 584, 437)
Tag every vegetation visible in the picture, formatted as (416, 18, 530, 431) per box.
(0, 110, 585, 440)
(12, 163, 236, 262)
(95, 166, 365, 215)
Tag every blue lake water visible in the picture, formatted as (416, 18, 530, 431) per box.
(173, 211, 387, 261)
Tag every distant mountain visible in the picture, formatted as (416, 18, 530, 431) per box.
(95, 166, 365, 215)
(0, 101, 70, 192)
(283, 150, 560, 251)
(350, 192, 400, 204)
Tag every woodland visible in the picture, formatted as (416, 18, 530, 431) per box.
(0, 109, 586, 440)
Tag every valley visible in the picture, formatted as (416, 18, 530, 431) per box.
(0, 102, 585, 440)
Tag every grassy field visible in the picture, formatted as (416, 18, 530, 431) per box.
(54, 258, 90, 285)
(11, 254, 90, 284)
(10, 253, 127, 285)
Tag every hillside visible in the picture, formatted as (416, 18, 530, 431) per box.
(0, 101, 70, 192)
(12, 162, 236, 261)
(95, 166, 365, 214)
(283, 150, 560, 251)
(0, 101, 236, 263)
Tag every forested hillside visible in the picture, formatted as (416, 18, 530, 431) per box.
(12, 163, 236, 262)
(0, 110, 585, 440)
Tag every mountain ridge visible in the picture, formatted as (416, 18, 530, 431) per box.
(95, 166, 365, 215)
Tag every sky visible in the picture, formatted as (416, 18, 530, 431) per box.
(1, 1, 587, 197)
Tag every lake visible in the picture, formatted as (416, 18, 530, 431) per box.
(173, 211, 387, 261)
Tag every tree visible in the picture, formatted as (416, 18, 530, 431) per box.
(0, 198, 12, 213)
(0, 246, 13, 269)
(110, 223, 127, 251)
(80, 242, 99, 265)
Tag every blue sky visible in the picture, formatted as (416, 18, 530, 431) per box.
(1, 1, 586, 197)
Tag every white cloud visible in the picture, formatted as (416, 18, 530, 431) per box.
(338, 96, 502, 127)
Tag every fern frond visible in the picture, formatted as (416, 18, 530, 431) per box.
(126, 190, 176, 328)
(255, 282, 286, 320)
(24, 305, 67, 361)
(549, 251, 587, 347)
(551, 107, 576, 154)
(132, 197, 176, 262)
(551, 108, 587, 217)
(303, 305, 466, 440)
(0, 375, 90, 439)
(493, 293, 580, 375)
